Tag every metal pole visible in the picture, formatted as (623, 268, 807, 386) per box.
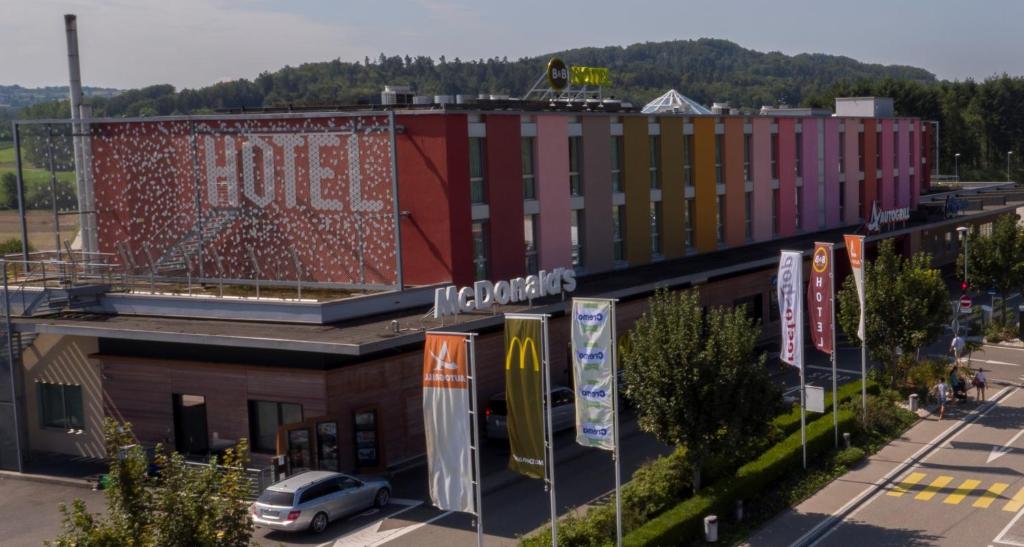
(830, 246, 838, 448)
(1008, 152, 1012, 182)
(467, 334, 484, 547)
(189, 122, 205, 279)
(65, 14, 91, 257)
(800, 353, 807, 470)
(388, 111, 404, 290)
(861, 244, 867, 424)
(12, 123, 29, 265)
(45, 127, 62, 259)
(610, 300, 622, 547)
(542, 315, 557, 546)
(2, 259, 23, 472)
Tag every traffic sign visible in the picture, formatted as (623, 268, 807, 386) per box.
(960, 294, 972, 311)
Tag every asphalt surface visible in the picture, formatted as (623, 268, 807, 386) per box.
(0, 476, 104, 546)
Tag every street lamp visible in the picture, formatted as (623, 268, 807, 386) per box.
(955, 153, 962, 183)
(1009, 151, 1015, 182)
(957, 226, 969, 290)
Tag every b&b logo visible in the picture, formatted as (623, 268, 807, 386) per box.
(577, 347, 606, 368)
(576, 303, 606, 334)
(580, 385, 607, 400)
(581, 423, 610, 438)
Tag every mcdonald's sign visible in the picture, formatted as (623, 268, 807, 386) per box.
(504, 317, 546, 479)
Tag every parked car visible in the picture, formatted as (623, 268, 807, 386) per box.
(251, 470, 390, 533)
(485, 386, 576, 440)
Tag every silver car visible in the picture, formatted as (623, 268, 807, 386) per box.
(251, 471, 391, 533)
(485, 386, 576, 440)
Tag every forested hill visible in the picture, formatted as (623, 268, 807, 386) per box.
(17, 38, 936, 119)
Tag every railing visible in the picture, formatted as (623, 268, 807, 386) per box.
(183, 460, 275, 500)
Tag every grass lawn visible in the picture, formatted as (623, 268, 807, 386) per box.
(0, 144, 77, 189)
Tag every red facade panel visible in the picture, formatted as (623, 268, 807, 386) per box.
(484, 115, 526, 280)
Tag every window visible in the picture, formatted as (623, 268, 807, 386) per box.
(469, 137, 486, 204)
(894, 129, 899, 167)
(714, 134, 724, 184)
(859, 181, 866, 220)
(650, 202, 662, 256)
(610, 136, 623, 193)
(795, 187, 802, 230)
(521, 137, 535, 200)
(684, 199, 695, 248)
(299, 481, 338, 504)
(795, 132, 803, 178)
(472, 221, 489, 280)
(570, 210, 584, 269)
(858, 132, 865, 172)
(524, 215, 538, 274)
(744, 191, 753, 241)
(876, 135, 882, 170)
(39, 383, 84, 430)
(945, 232, 952, 251)
(743, 133, 752, 182)
(248, 400, 303, 453)
(553, 388, 574, 407)
(733, 294, 763, 323)
(649, 136, 661, 189)
(771, 189, 779, 236)
(838, 131, 846, 174)
(716, 196, 724, 244)
(612, 206, 625, 262)
(770, 133, 779, 179)
(839, 180, 846, 221)
(683, 134, 694, 187)
(569, 136, 583, 196)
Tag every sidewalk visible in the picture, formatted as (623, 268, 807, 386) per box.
(742, 387, 1010, 547)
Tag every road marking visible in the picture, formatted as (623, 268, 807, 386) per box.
(319, 500, 423, 547)
(944, 479, 981, 504)
(365, 510, 453, 547)
(915, 475, 954, 501)
(985, 345, 1024, 353)
(1004, 487, 1024, 512)
(995, 501, 1024, 546)
(975, 483, 1010, 508)
(973, 358, 1021, 367)
(886, 472, 926, 497)
(989, 429, 1024, 463)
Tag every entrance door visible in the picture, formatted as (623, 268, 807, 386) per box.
(173, 394, 210, 455)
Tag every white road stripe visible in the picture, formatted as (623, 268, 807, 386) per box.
(366, 510, 453, 546)
(973, 358, 1021, 367)
(320, 500, 424, 547)
(994, 506, 1024, 546)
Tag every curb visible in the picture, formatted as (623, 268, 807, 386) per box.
(0, 469, 96, 490)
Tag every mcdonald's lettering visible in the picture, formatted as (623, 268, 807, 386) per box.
(505, 336, 541, 371)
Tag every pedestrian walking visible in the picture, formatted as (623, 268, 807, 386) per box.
(974, 368, 987, 402)
(936, 379, 949, 420)
(950, 333, 966, 366)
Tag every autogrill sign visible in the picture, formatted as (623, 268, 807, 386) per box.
(866, 201, 910, 232)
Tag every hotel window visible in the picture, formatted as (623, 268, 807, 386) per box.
(858, 132, 865, 172)
(795, 187, 802, 230)
(876, 135, 882, 170)
(743, 134, 752, 182)
(716, 196, 724, 244)
(248, 400, 303, 453)
(770, 133, 779, 179)
(838, 132, 845, 174)
(771, 189, 779, 235)
(472, 222, 489, 280)
(649, 136, 661, 189)
(469, 137, 486, 204)
(684, 199, 695, 248)
(521, 137, 536, 200)
(610, 136, 623, 193)
(650, 202, 663, 256)
(683, 134, 694, 186)
(569, 136, 583, 196)
(859, 181, 866, 220)
(524, 214, 538, 274)
(570, 210, 584, 269)
(893, 131, 900, 167)
(744, 191, 753, 241)
(612, 206, 625, 261)
(39, 382, 84, 430)
(795, 132, 803, 178)
(839, 180, 846, 221)
(714, 134, 724, 184)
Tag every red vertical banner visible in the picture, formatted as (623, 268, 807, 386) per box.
(807, 242, 834, 354)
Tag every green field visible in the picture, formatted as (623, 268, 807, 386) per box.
(0, 144, 80, 250)
(0, 144, 76, 190)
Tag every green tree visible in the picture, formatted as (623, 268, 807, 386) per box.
(1, 172, 19, 209)
(622, 288, 781, 489)
(50, 419, 253, 547)
(957, 214, 1024, 320)
(838, 239, 949, 386)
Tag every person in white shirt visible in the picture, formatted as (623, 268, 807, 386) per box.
(936, 379, 948, 420)
(950, 335, 966, 365)
(974, 368, 987, 401)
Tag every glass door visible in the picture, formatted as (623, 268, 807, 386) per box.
(172, 394, 209, 455)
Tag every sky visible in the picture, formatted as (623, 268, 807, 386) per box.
(2, 0, 1023, 90)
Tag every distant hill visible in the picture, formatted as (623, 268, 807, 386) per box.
(0, 84, 120, 109)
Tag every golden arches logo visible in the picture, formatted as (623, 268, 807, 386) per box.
(505, 336, 541, 371)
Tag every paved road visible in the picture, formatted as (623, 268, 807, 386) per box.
(0, 477, 104, 546)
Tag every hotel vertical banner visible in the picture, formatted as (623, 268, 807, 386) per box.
(807, 243, 834, 354)
(571, 299, 615, 451)
(422, 333, 474, 512)
(778, 251, 804, 369)
(505, 318, 546, 479)
(844, 235, 867, 342)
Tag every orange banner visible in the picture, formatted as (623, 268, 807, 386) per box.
(423, 334, 469, 389)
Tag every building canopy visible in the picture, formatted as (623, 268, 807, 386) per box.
(641, 89, 712, 115)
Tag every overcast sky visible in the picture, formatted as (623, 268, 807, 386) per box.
(3, 0, 1022, 90)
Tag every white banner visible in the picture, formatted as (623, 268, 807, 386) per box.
(422, 333, 474, 512)
(571, 299, 615, 451)
(778, 251, 804, 369)
(844, 235, 867, 342)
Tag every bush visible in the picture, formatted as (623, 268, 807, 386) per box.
(905, 358, 947, 399)
(0, 238, 26, 256)
(985, 319, 1017, 344)
(835, 446, 866, 468)
(845, 390, 916, 439)
(772, 379, 878, 438)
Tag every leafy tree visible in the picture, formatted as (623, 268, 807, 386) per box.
(1, 172, 18, 209)
(837, 239, 949, 387)
(957, 214, 1024, 320)
(622, 288, 781, 489)
(50, 419, 253, 547)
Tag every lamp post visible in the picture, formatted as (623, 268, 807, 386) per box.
(955, 153, 961, 183)
(957, 226, 969, 289)
(1009, 151, 1014, 182)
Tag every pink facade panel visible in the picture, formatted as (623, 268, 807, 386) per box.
(751, 118, 773, 241)
(880, 120, 895, 209)
(898, 120, 911, 208)
(777, 118, 796, 236)
(911, 120, 922, 208)
(844, 119, 861, 225)
(823, 118, 840, 228)
(801, 119, 820, 232)
(535, 115, 573, 270)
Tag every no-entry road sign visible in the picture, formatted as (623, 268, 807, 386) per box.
(960, 294, 972, 312)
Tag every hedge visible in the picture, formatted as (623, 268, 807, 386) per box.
(624, 408, 858, 546)
(772, 379, 877, 438)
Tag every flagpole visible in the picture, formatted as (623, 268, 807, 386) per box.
(542, 315, 557, 547)
(800, 350, 807, 469)
(610, 301, 622, 547)
(860, 252, 868, 424)
(830, 246, 838, 448)
(467, 334, 484, 547)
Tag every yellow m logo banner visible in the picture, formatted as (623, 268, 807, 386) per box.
(505, 336, 540, 371)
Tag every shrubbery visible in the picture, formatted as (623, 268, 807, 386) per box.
(835, 446, 866, 468)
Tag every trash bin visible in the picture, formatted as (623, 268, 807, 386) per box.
(704, 514, 718, 542)
(909, 394, 919, 413)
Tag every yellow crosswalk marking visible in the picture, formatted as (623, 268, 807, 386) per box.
(1002, 486, 1024, 512)
(944, 479, 981, 504)
(887, 472, 927, 497)
(915, 476, 954, 501)
(974, 483, 1010, 509)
